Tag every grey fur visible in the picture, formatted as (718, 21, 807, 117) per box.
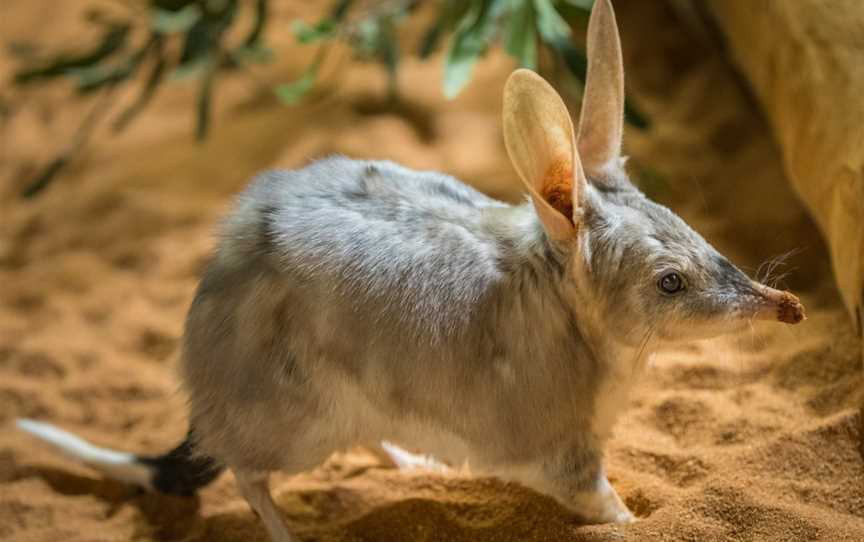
(180, 155, 769, 532)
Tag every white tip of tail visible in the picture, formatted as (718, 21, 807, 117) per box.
(16, 418, 154, 489)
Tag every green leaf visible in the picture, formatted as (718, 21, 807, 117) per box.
(563, 0, 593, 9)
(14, 23, 130, 85)
(170, 58, 208, 80)
(377, 16, 400, 96)
(443, 31, 482, 98)
(418, 17, 445, 59)
(378, 17, 399, 75)
(443, 0, 506, 99)
(242, 0, 268, 46)
(196, 60, 216, 141)
(533, 0, 571, 43)
(71, 39, 152, 93)
(177, 0, 236, 70)
(353, 18, 379, 56)
(151, 5, 201, 34)
(178, 18, 213, 67)
(274, 69, 316, 105)
(291, 19, 337, 44)
(505, 0, 537, 70)
(232, 44, 274, 64)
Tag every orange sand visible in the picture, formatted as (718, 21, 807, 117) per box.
(1, 1, 862, 541)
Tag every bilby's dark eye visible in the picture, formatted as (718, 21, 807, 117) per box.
(658, 271, 685, 294)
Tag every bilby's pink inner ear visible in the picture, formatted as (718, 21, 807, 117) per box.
(577, 0, 625, 177)
(502, 69, 588, 241)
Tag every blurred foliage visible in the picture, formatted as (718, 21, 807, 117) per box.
(282, 0, 645, 127)
(11, 0, 269, 196)
(14, 0, 270, 137)
(10, 0, 646, 197)
(285, 0, 592, 100)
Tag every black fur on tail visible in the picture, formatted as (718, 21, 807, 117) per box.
(138, 430, 224, 496)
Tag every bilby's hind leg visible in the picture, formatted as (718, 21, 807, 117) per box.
(235, 470, 295, 542)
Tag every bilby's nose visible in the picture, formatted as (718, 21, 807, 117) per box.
(751, 282, 806, 324)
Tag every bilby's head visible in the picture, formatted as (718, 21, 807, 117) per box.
(502, 0, 804, 346)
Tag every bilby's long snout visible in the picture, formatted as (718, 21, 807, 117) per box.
(751, 283, 806, 324)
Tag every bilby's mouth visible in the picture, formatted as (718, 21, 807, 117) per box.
(751, 284, 806, 324)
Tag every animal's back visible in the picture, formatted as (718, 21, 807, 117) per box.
(179, 157, 527, 470)
(220, 157, 511, 336)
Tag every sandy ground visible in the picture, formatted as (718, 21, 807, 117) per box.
(1, 1, 862, 541)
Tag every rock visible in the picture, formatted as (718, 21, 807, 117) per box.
(707, 0, 864, 454)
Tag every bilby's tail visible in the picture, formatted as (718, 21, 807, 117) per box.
(16, 419, 224, 496)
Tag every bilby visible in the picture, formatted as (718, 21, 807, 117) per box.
(16, 1, 805, 540)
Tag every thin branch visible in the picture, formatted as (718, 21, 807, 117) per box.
(22, 86, 118, 198)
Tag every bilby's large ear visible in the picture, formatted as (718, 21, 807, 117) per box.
(503, 69, 588, 241)
(577, 0, 624, 177)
